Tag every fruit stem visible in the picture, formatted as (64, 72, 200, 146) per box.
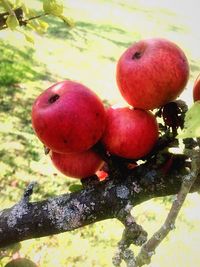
(132, 51, 142, 60)
(48, 94, 60, 104)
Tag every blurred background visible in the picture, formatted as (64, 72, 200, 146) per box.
(0, 0, 200, 266)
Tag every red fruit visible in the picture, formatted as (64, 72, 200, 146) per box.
(116, 38, 189, 110)
(32, 80, 106, 153)
(50, 149, 104, 179)
(101, 107, 159, 159)
(96, 170, 108, 181)
(127, 162, 138, 170)
(193, 74, 200, 101)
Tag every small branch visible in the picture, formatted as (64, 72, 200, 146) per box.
(22, 181, 38, 202)
(113, 247, 136, 267)
(135, 149, 200, 266)
(20, 13, 48, 26)
(117, 203, 147, 247)
(113, 202, 147, 267)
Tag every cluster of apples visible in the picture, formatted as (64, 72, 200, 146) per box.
(31, 38, 190, 179)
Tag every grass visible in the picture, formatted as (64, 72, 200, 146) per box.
(0, 0, 200, 266)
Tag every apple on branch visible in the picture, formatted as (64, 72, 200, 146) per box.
(50, 149, 104, 179)
(31, 80, 106, 154)
(116, 38, 189, 110)
(101, 106, 159, 159)
(193, 74, 200, 101)
(96, 170, 109, 181)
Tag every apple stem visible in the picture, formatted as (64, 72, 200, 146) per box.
(48, 94, 60, 104)
(132, 52, 142, 60)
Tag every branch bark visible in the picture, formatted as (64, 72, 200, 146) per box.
(0, 153, 200, 249)
(135, 149, 200, 266)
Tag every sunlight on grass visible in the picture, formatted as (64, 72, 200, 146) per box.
(1, 0, 200, 266)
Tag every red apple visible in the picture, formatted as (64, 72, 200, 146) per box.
(116, 38, 189, 110)
(50, 149, 104, 179)
(193, 74, 200, 101)
(127, 162, 138, 170)
(96, 170, 108, 181)
(32, 80, 106, 153)
(101, 106, 159, 159)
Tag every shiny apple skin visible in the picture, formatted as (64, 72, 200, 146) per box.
(101, 106, 159, 159)
(32, 80, 106, 153)
(193, 74, 200, 101)
(116, 38, 189, 110)
(50, 149, 104, 179)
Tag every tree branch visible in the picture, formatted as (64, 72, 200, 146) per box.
(0, 153, 200, 249)
(135, 149, 200, 266)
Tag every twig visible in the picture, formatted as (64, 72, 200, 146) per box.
(135, 148, 200, 267)
(22, 181, 38, 202)
(113, 202, 147, 267)
(19, 13, 48, 26)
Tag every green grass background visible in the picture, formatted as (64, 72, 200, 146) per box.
(0, 0, 200, 266)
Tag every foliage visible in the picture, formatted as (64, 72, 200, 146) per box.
(178, 101, 200, 138)
(0, 0, 74, 43)
(43, 0, 64, 16)
(6, 13, 19, 30)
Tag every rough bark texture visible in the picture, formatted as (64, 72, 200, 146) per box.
(0, 154, 199, 248)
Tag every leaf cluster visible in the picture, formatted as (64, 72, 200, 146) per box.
(0, 0, 74, 43)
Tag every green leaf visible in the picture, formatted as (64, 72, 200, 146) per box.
(43, 0, 63, 16)
(23, 32, 35, 44)
(68, 184, 83, 192)
(27, 20, 49, 35)
(15, 0, 22, 6)
(14, 0, 22, 8)
(59, 14, 75, 28)
(38, 20, 49, 32)
(6, 14, 19, 30)
(177, 101, 200, 139)
(21, 4, 28, 16)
